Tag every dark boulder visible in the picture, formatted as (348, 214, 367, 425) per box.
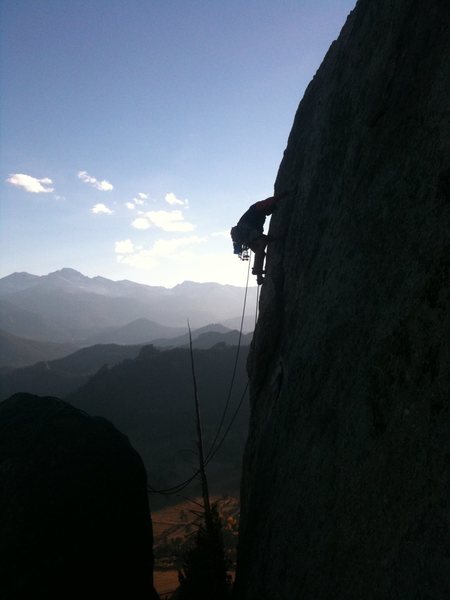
(0, 393, 159, 599)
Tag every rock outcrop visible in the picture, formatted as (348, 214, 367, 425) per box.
(236, 0, 450, 598)
(0, 393, 159, 600)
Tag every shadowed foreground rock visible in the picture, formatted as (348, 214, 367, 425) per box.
(0, 393, 159, 599)
(236, 0, 450, 599)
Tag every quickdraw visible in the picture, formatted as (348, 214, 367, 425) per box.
(238, 244, 250, 261)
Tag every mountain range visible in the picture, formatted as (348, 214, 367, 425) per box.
(0, 268, 252, 505)
(0, 339, 252, 503)
(0, 324, 252, 397)
(0, 269, 257, 344)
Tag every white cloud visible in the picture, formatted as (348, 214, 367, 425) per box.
(78, 170, 113, 191)
(114, 235, 253, 286)
(125, 202, 135, 210)
(211, 230, 229, 238)
(137, 192, 148, 199)
(165, 192, 189, 206)
(145, 209, 194, 232)
(6, 173, 54, 193)
(92, 203, 113, 215)
(115, 239, 134, 254)
(133, 196, 145, 205)
(131, 216, 151, 229)
(116, 235, 206, 269)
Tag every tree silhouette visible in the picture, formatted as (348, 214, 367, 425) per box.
(178, 504, 230, 600)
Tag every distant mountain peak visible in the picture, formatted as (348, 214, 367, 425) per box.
(2, 271, 39, 282)
(173, 280, 221, 291)
(57, 267, 82, 274)
(0, 272, 41, 296)
(0, 270, 47, 283)
(48, 268, 86, 279)
(173, 280, 202, 288)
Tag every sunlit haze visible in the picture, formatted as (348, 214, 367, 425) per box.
(1, 0, 356, 287)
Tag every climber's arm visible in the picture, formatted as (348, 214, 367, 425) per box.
(254, 186, 297, 215)
(253, 196, 277, 214)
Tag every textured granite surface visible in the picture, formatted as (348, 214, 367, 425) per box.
(236, 1, 450, 598)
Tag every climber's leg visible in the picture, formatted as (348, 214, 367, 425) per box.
(249, 236, 268, 282)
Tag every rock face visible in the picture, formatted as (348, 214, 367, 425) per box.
(236, 1, 450, 599)
(0, 393, 159, 600)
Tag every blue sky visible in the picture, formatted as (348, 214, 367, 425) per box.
(1, 0, 355, 287)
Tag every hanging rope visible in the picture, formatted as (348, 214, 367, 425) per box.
(205, 254, 252, 461)
(148, 256, 255, 496)
(205, 379, 250, 464)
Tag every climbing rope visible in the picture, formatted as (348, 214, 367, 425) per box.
(205, 254, 252, 461)
(205, 379, 250, 464)
(148, 254, 257, 496)
(148, 376, 251, 496)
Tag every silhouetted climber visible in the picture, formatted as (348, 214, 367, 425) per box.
(231, 190, 290, 285)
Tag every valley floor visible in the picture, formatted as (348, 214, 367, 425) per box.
(152, 495, 239, 598)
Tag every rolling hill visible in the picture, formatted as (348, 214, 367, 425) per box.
(66, 344, 250, 501)
(0, 343, 143, 400)
(152, 323, 232, 347)
(84, 318, 185, 345)
(0, 330, 79, 368)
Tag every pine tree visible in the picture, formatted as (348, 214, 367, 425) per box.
(178, 504, 230, 600)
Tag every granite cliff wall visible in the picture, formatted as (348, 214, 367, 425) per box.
(236, 1, 450, 598)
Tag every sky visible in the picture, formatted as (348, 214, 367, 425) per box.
(1, 0, 356, 288)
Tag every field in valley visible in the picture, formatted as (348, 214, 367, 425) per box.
(152, 495, 239, 598)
